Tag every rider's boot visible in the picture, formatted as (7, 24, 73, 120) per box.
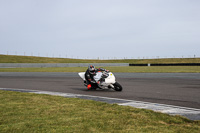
(87, 84, 92, 90)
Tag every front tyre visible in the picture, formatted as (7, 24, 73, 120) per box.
(113, 82, 123, 91)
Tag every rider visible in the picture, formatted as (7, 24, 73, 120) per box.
(85, 65, 107, 89)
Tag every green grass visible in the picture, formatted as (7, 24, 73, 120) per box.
(0, 66, 200, 73)
(0, 90, 199, 133)
(1, 55, 200, 64)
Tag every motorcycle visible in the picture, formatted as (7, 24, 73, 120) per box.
(78, 70, 123, 91)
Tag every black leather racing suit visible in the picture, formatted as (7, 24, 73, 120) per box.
(85, 68, 105, 84)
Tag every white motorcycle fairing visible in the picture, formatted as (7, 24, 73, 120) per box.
(78, 72, 86, 81)
(93, 72, 116, 87)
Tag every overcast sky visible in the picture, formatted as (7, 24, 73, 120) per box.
(0, 0, 200, 59)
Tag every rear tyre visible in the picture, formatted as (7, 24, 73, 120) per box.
(113, 82, 123, 91)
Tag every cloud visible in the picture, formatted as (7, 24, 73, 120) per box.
(0, 0, 200, 58)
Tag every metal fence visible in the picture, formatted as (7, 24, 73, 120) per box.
(0, 53, 199, 60)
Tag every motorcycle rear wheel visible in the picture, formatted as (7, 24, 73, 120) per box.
(113, 82, 123, 91)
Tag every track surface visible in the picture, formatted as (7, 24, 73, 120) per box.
(0, 72, 200, 109)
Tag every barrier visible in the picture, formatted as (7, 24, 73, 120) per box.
(129, 64, 148, 66)
(129, 63, 200, 66)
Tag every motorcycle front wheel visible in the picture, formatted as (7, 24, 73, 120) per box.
(113, 82, 123, 91)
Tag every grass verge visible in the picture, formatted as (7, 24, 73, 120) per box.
(0, 90, 200, 132)
(0, 66, 200, 73)
(1, 55, 200, 64)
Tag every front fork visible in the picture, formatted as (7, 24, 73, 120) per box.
(108, 84, 114, 88)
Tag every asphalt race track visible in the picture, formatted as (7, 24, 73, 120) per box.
(0, 72, 200, 109)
